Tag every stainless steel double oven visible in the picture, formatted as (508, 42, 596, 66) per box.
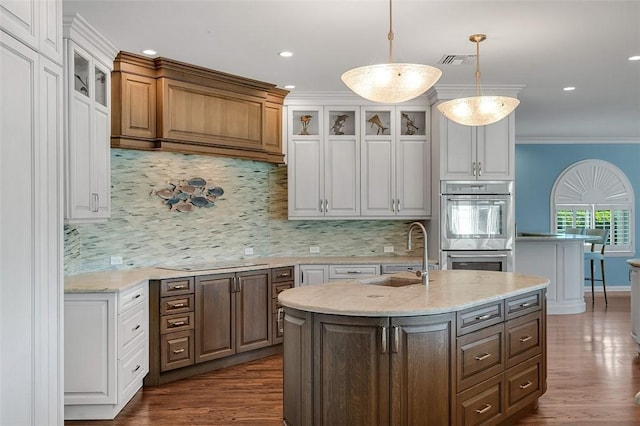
(440, 181, 514, 272)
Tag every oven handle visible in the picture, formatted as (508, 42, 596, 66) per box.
(445, 197, 509, 202)
(448, 254, 509, 258)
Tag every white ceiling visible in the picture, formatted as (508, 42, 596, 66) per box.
(63, 0, 640, 141)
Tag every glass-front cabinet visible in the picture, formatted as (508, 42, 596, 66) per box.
(361, 106, 431, 218)
(63, 14, 117, 223)
(287, 102, 431, 220)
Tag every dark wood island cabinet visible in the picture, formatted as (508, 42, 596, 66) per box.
(279, 270, 548, 426)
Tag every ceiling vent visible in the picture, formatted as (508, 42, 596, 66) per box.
(437, 54, 476, 65)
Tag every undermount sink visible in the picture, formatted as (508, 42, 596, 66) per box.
(362, 276, 424, 287)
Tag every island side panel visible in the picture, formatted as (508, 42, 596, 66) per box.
(283, 308, 313, 426)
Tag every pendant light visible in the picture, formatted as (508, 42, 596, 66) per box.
(341, 0, 442, 103)
(437, 34, 519, 126)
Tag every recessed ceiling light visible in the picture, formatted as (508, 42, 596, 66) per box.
(142, 49, 157, 56)
(284, 85, 295, 89)
(629, 55, 640, 61)
(279, 51, 293, 58)
(563, 86, 576, 91)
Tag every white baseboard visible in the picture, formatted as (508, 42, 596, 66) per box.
(583, 284, 630, 293)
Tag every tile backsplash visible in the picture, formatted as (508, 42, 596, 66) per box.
(64, 149, 421, 275)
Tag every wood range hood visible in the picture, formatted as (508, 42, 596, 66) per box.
(111, 51, 288, 164)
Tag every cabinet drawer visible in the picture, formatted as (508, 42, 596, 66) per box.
(273, 282, 293, 299)
(457, 323, 505, 391)
(506, 312, 541, 368)
(505, 355, 542, 416)
(160, 277, 195, 297)
(118, 340, 148, 399)
(272, 266, 294, 283)
(328, 264, 380, 279)
(160, 312, 194, 334)
(119, 283, 146, 314)
(506, 291, 541, 320)
(161, 330, 194, 372)
(119, 304, 146, 355)
(160, 294, 194, 315)
(456, 374, 504, 426)
(457, 301, 504, 336)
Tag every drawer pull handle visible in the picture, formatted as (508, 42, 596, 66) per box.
(277, 307, 284, 333)
(172, 348, 185, 354)
(347, 270, 362, 274)
(279, 273, 290, 277)
(476, 314, 492, 321)
(172, 284, 187, 290)
(132, 364, 141, 373)
(132, 324, 141, 331)
(170, 303, 186, 308)
(170, 321, 186, 327)
(475, 353, 491, 361)
(132, 294, 141, 300)
(519, 302, 533, 308)
(476, 404, 492, 414)
(519, 381, 533, 389)
(519, 335, 533, 343)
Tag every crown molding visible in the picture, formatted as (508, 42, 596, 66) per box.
(516, 137, 640, 145)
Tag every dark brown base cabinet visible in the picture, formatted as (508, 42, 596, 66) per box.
(146, 266, 293, 386)
(283, 289, 546, 426)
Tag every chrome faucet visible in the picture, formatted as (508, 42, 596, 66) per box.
(406, 221, 429, 285)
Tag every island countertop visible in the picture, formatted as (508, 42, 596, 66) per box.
(278, 270, 549, 317)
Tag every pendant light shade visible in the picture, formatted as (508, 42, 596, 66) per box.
(341, 0, 442, 103)
(437, 34, 519, 126)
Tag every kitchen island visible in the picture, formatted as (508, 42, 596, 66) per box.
(515, 233, 594, 314)
(278, 270, 548, 425)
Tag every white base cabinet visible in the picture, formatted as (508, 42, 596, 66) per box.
(64, 282, 149, 420)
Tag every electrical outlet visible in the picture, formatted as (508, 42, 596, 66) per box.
(244, 247, 254, 255)
(384, 245, 394, 253)
(309, 246, 320, 254)
(110, 256, 123, 265)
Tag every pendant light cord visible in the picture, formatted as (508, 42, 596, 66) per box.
(388, 0, 394, 63)
(475, 36, 482, 96)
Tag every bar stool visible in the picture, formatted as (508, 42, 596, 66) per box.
(584, 228, 609, 304)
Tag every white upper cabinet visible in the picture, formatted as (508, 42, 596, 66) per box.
(361, 106, 431, 218)
(287, 101, 431, 220)
(0, 0, 62, 63)
(288, 106, 360, 218)
(439, 113, 514, 181)
(63, 13, 117, 223)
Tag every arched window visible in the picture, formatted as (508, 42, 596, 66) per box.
(551, 159, 634, 255)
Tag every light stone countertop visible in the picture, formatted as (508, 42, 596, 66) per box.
(516, 233, 596, 242)
(277, 270, 549, 317)
(64, 256, 427, 293)
(628, 259, 640, 267)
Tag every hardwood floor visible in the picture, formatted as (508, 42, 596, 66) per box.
(66, 293, 640, 425)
